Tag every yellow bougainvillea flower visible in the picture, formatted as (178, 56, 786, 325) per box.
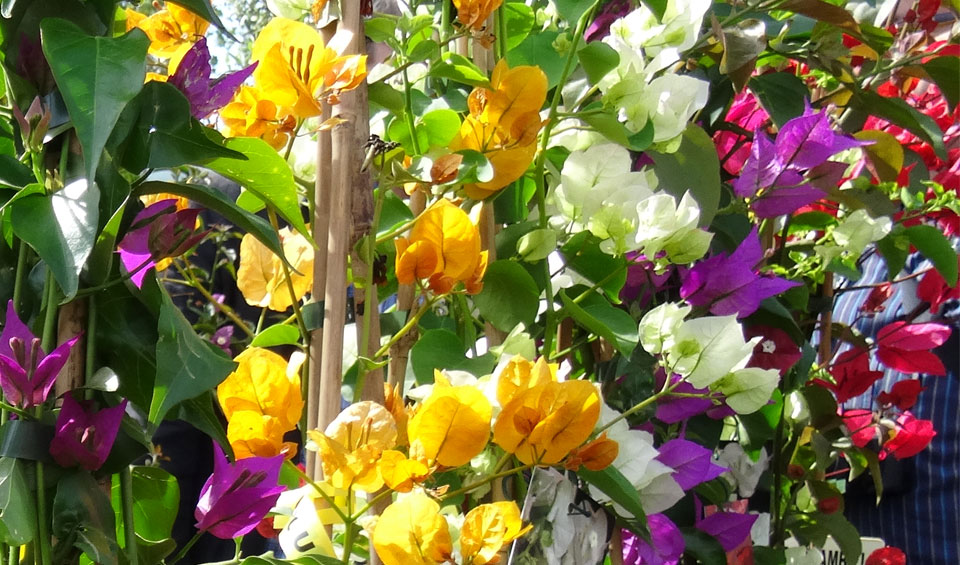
(493, 380, 601, 465)
(452, 0, 503, 31)
(563, 432, 619, 472)
(395, 199, 488, 295)
(373, 493, 453, 565)
(217, 347, 304, 430)
(460, 501, 530, 565)
(496, 355, 557, 407)
(251, 17, 367, 119)
(221, 85, 297, 150)
(379, 446, 431, 492)
(237, 227, 314, 311)
(384, 383, 410, 446)
(307, 401, 397, 492)
(407, 377, 492, 468)
(125, 3, 209, 58)
(450, 59, 547, 199)
(226, 410, 299, 460)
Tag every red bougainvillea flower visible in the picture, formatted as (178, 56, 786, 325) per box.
(49, 395, 127, 471)
(0, 300, 79, 410)
(881, 411, 936, 460)
(916, 261, 960, 313)
(745, 325, 802, 375)
(866, 546, 907, 565)
(876, 321, 952, 375)
(860, 282, 894, 315)
(194, 442, 285, 539)
(814, 348, 884, 403)
(877, 379, 925, 410)
(842, 409, 877, 448)
(713, 90, 770, 176)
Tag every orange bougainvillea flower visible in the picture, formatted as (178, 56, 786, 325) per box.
(221, 85, 297, 150)
(407, 373, 492, 467)
(563, 432, 619, 472)
(226, 410, 298, 460)
(125, 3, 209, 58)
(251, 17, 367, 119)
(373, 493, 453, 565)
(384, 382, 410, 446)
(379, 446, 432, 492)
(395, 199, 487, 295)
(450, 59, 547, 199)
(237, 228, 314, 312)
(496, 355, 557, 407)
(452, 0, 503, 31)
(459, 501, 530, 565)
(307, 401, 397, 492)
(493, 379, 601, 465)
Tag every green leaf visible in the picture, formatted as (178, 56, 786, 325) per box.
(578, 465, 647, 522)
(365, 16, 397, 43)
(113, 82, 243, 171)
(251, 324, 301, 347)
(137, 180, 284, 259)
(53, 471, 120, 565)
(40, 19, 149, 183)
(876, 228, 909, 280)
(719, 19, 766, 92)
(240, 554, 344, 565)
(429, 53, 490, 87)
(11, 179, 99, 299)
(368, 82, 405, 116)
(854, 90, 947, 160)
(167, 0, 232, 36)
(409, 329, 496, 384)
(922, 56, 959, 110)
(560, 232, 627, 301)
(648, 125, 722, 226)
(560, 288, 638, 356)
(748, 72, 808, 128)
(579, 107, 653, 151)
(205, 137, 310, 236)
(0, 457, 37, 545)
(474, 260, 539, 332)
(905, 224, 958, 286)
(0, 154, 34, 188)
(578, 41, 619, 85)
(149, 290, 236, 425)
(503, 2, 535, 51)
(506, 31, 566, 88)
(680, 528, 727, 565)
(175, 391, 232, 457)
(129, 466, 179, 542)
(817, 513, 863, 565)
(553, 0, 596, 23)
(780, 0, 859, 32)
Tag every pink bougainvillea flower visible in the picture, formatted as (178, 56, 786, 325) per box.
(118, 199, 206, 288)
(0, 300, 79, 409)
(195, 442, 285, 539)
(168, 37, 257, 119)
(916, 261, 960, 313)
(877, 379, 925, 411)
(49, 395, 127, 471)
(745, 325, 802, 375)
(621, 515, 684, 565)
(842, 409, 877, 448)
(876, 321, 952, 375)
(814, 348, 884, 404)
(680, 227, 799, 317)
(881, 411, 936, 460)
(714, 91, 770, 176)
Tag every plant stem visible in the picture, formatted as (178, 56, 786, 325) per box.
(120, 467, 139, 565)
(441, 463, 533, 502)
(354, 187, 387, 404)
(401, 67, 422, 156)
(267, 210, 310, 344)
(6, 546, 14, 565)
(0, 401, 33, 420)
(34, 460, 51, 565)
(168, 530, 203, 565)
(373, 297, 435, 359)
(351, 488, 394, 521)
(172, 262, 255, 339)
(12, 241, 29, 314)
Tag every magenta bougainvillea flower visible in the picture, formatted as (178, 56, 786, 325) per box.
(117, 200, 206, 288)
(733, 104, 868, 217)
(49, 395, 127, 471)
(621, 514, 684, 565)
(876, 321, 952, 375)
(194, 442, 285, 539)
(696, 511, 757, 552)
(168, 37, 257, 120)
(680, 227, 799, 317)
(656, 438, 726, 490)
(0, 300, 78, 409)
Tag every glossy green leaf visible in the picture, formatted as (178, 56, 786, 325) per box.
(680, 528, 727, 565)
(149, 290, 236, 425)
(251, 324, 301, 348)
(780, 0, 859, 31)
(129, 467, 179, 542)
(11, 179, 99, 298)
(553, 0, 597, 24)
(204, 137, 310, 236)
(429, 53, 490, 87)
(578, 41, 619, 85)
(503, 2, 535, 51)
(648, 125, 722, 226)
(175, 391, 232, 457)
(474, 260, 539, 332)
(52, 471, 119, 565)
(0, 155, 33, 188)
(876, 228, 909, 280)
(506, 31, 565, 87)
(749, 73, 808, 128)
(365, 16, 397, 43)
(409, 329, 496, 384)
(905, 224, 958, 286)
(560, 232, 627, 301)
(40, 19, 148, 183)
(0, 457, 36, 545)
(560, 288, 638, 356)
(922, 56, 959, 110)
(578, 465, 647, 522)
(855, 91, 947, 160)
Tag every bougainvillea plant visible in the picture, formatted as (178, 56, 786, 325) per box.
(0, 0, 956, 564)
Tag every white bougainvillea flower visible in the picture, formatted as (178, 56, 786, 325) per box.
(714, 366, 781, 414)
(640, 74, 710, 145)
(638, 302, 691, 355)
(634, 192, 712, 264)
(667, 314, 760, 389)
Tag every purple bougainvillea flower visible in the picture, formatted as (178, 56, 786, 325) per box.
(49, 395, 127, 471)
(774, 103, 866, 169)
(117, 200, 206, 288)
(169, 38, 257, 119)
(680, 227, 799, 318)
(211, 325, 234, 355)
(696, 512, 758, 552)
(656, 379, 715, 424)
(585, 0, 632, 41)
(657, 439, 726, 491)
(0, 300, 79, 409)
(621, 515, 685, 565)
(621, 253, 674, 304)
(194, 442, 285, 539)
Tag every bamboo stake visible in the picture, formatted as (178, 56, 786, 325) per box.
(55, 299, 86, 397)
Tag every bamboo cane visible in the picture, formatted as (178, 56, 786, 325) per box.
(55, 299, 86, 397)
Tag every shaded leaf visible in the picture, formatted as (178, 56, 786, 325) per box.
(780, 0, 859, 31)
(905, 224, 958, 286)
(854, 90, 947, 160)
(474, 260, 539, 332)
(648, 126, 722, 226)
(748, 73, 808, 128)
(560, 288, 638, 356)
(922, 56, 959, 110)
(52, 471, 119, 565)
(0, 457, 36, 545)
